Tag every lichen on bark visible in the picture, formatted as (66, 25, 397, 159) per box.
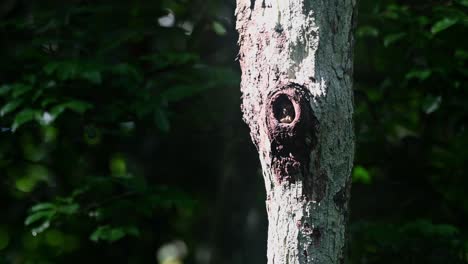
(235, 0, 356, 263)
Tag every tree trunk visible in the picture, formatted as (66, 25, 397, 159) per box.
(235, 0, 356, 263)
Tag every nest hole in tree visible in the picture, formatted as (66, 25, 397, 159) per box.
(272, 94, 296, 124)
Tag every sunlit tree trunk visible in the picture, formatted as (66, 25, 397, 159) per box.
(235, 0, 356, 263)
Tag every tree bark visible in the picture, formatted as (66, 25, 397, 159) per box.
(235, 0, 356, 263)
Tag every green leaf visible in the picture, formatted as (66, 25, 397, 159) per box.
(431, 18, 458, 35)
(31, 220, 51, 235)
(11, 83, 33, 98)
(0, 99, 23, 116)
(383, 33, 406, 47)
(108, 229, 126, 242)
(353, 165, 371, 184)
(357, 26, 379, 38)
(44, 61, 80, 81)
(110, 154, 128, 178)
(455, 49, 468, 60)
(405, 69, 432, 81)
(50, 101, 93, 119)
(12, 109, 40, 131)
(43, 62, 59, 75)
(31, 203, 55, 212)
(90, 226, 107, 242)
(41, 97, 59, 108)
(58, 203, 79, 215)
(25, 210, 55, 226)
(422, 95, 442, 114)
(82, 71, 102, 84)
(212, 21, 227, 35)
(62, 101, 93, 113)
(90, 225, 139, 242)
(382, 4, 407, 20)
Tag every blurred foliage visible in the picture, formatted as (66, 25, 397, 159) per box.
(351, 0, 468, 263)
(0, 0, 467, 263)
(0, 0, 238, 263)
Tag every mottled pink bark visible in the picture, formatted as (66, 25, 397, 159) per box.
(235, 0, 356, 263)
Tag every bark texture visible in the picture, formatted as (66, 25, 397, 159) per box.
(235, 0, 356, 263)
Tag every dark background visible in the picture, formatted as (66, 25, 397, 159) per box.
(0, 0, 467, 263)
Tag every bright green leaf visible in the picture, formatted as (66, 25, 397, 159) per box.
(31, 203, 55, 212)
(110, 154, 128, 178)
(25, 211, 55, 226)
(431, 18, 458, 35)
(31, 220, 51, 236)
(16, 177, 37, 193)
(353, 165, 371, 184)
